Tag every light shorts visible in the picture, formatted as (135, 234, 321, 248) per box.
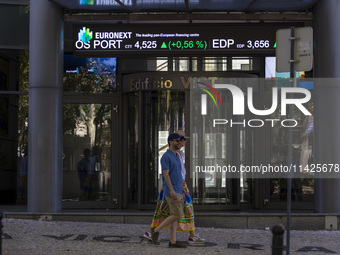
(165, 193, 184, 217)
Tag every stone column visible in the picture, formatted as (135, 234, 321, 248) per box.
(313, 0, 340, 212)
(28, 0, 63, 212)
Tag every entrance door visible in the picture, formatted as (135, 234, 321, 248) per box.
(123, 71, 257, 210)
(190, 74, 256, 209)
(62, 98, 119, 209)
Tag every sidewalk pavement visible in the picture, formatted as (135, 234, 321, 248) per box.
(2, 218, 340, 255)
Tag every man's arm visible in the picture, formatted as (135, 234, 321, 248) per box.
(163, 169, 177, 200)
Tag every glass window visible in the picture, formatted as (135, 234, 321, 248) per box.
(122, 57, 262, 73)
(191, 131, 233, 205)
(157, 58, 168, 71)
(173, 57, 190, 71)
(0, 96, 17, 203)
(63, 103, 112, 201)
(264, 57, 314, 203)
(191, 87, 234, 205)
(239, 129, 253, 203)
(204, 57, 227, 71)
(63, 55, 117, 93)
(232, 57, 250, 70)
(0, 56, 10, 90)
(16, 94, 29, 204)
(127, 90, 186, 204)
(0, 50, 29, 92)
(0, 50, 29, 205)
(264, 80, 314, 202)
(0, 94, 28, 204)
(127, 93, 139, 204)
(269, 116, 314, 202)
(19, 50, 29, 91)
(156, 57, 191, 71)
(0, 5, 29, 48)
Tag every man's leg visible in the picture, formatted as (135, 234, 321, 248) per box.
(169, 220, 177, 244)
(154, 215, 179, 233)
(151, 194, 183, 244)
(151, 214, 179, 244)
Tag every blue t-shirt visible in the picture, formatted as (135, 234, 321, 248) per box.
(161, 149, 183, 196)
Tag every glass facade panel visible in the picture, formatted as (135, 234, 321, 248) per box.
(0, 93, 28, 204)
(204, 57, 227, 71)
(63, 55, 117, 93)
(18, 50, 29, 91)
(0, 50, 28, 205)
(268, 95, 314, 202)
(191, 86, 235, 205)
(232, 57, 251, 70)
(122, 57, 260, 73)
(156, 58, 168, 71)
(0, 46, 314, 210)
(0, 5, 29, 49)
(239, 129, 253, 203)
(0, 95, 17, 204)
(16, 94, 29, 204)
(265, 57, 314, 202)
(172, 57, 190, 71)
(127, 93, 139, 203)
(147, 90, 185, 204)
(126, 90, 186, 204)
(63, 103, 112, 201)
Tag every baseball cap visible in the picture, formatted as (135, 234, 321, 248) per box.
(167, 133, 182, 144)
(174, 130, 190, 139)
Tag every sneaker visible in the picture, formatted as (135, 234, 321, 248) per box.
(188, 235, 205, 245)
(143, 231, 161, 242)
(169, 241, 187, 248)
(143, 231, 152, 241)
(150, 227, 159, 244)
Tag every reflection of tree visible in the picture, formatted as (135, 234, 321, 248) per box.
(139, 90, 186, 203)
(81, 104, 96, 145)
(153, 90, 185, 201)
(63, 59, 116, 93)
(63, 103, 111, 150)
(64, 71, 93, 93)
(63, 104, 80, 135)
(94, 104, 111, 147)
(17, 53, 115, 151)
(157, 90, 185, 131)
(18, 50, 29, 153)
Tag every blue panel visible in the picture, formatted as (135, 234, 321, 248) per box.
(300, 81, 314, 90)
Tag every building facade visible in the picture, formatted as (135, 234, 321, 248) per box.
(1, 0, 340, 215)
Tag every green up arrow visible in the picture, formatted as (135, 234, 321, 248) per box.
(161, 42, 167, 49)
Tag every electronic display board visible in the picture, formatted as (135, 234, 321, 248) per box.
(73, 24, 302, 57)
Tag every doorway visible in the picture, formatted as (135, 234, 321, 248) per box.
(122, 71, 258, 210)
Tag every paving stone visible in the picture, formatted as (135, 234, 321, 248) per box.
(2, 218, 340, 255)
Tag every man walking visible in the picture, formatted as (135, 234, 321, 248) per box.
(151, 133, 187, 248)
